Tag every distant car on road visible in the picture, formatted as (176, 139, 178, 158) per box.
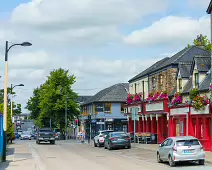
(94, 130, 113, 147)
(36, 128, 56, 144)
(157, 136, 205, 167)
(20, 131, 32, 140)
(104, 132, 131, 150)
(17, 130, 22, 136)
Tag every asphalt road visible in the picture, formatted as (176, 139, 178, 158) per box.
(3, 140, 212, 170)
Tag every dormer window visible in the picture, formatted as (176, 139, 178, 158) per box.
(194, 73, 199, 88)
(178, 78, 182, 93)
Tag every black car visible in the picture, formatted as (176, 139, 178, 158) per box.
(104, 132, 131, 150)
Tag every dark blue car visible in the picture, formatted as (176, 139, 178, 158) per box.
(14, 132, 19, 139)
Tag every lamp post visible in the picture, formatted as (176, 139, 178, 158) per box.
(10, 84, 24, 118)
(3, 41, 31, 162)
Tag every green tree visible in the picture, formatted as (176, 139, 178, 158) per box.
(25, 87, 41, 120)
(0, 103, 14, 143)
(13, 103, 22, 115)
(188, 34, 212, 52)
(26, 68, 80, 132)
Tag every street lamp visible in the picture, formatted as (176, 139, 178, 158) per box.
(10, 84, 24, 118)
(3, 41, 31, 162)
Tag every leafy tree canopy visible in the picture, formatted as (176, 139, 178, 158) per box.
(187, 34, 212, 52)
(26, 68, 80, 132)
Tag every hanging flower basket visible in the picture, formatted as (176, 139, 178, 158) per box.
(171, 92, 182, 106)
(126, 93, 142, 104)
(146, 90, 168, 101)
(192, 95, 209, 111)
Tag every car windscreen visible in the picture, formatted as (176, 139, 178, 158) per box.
(101, 131, 113, 135)
(176, 139, 200, 146)
(22, 132, 30, 135)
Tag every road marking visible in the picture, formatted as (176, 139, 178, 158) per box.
(28, 144, 47, 170)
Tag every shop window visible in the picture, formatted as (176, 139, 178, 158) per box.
(194, 73, 199, 88)
(201, 123, 204, 138)
(178, 78, 182, 93)
(107, 124, 113, 130)
(121, 104, 124, 113)
(176, 121, 180, 136)
(123, 125, 128, 133)
(180, 121, 184, 136)
(104, 103, 112, 113)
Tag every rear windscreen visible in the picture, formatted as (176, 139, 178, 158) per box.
(111, 133, 126, 137)
(176, 139, 200, 146)
(39, 129, 51, 132)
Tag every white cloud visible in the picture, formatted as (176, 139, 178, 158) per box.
(11, 0, 168, 28)
(124, 16, 210, 47)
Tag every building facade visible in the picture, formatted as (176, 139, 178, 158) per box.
(81, 83, 129, 138)
(125, 41, 212, 151)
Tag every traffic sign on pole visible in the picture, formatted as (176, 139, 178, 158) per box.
(132, 107, 139, 121)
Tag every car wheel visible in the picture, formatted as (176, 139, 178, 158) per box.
(98, 141, 101, 148)
(104, 143, 107, 149)
(51, 141, 55, 145)
(108, 142, 112, 150)
(128, 145, 131, 149)
(199, 160, 205, 165)
(157, 152, 162, 163)
(168, 155, 175, 167)
(94, 140, 97, 147)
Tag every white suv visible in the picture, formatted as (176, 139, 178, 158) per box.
(94, 130, 113, 147)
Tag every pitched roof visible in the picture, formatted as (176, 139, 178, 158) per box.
(182, 77, 192, 93)
(129, 57, 169, 82)
(76, 96, 92, 104)
(207, 0, 212, 14)
(194, 56, 211, 72)
(178, 62, 192, 78)
(83, 83, 129, 105)
(199, 73, 211, 91)
(129, 46, 210, 83)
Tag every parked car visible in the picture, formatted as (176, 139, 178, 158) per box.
(20, 131, 32, 140)
(36, 128, 56, 144)
(104, 131, 131, 150)
(17, 130, 22, 136)
(94, 130, 113, 147)
(157, 136, 205, 167)
(14, 132, 19, 139)
(31, 133, 36, 139)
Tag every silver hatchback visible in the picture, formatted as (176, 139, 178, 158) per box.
(157, 136, 205, 167)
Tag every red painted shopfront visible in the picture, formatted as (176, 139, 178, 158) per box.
(169, 104, 212, 151)
(126, 99, 170, 144)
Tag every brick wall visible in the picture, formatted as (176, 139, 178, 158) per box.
(149, 68, 178, 94)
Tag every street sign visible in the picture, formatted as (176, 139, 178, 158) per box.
(96, 122, 104, 124)
(131, 107, 139, 121)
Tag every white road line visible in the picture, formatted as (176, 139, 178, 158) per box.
(28, 144, 47, 170)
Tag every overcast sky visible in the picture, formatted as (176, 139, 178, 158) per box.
(0, 0, 211, 113)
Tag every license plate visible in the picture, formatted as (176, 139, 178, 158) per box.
(184, 150, 194, 153)
(44, 138, 49, 140)
(118, 139, 124, 141)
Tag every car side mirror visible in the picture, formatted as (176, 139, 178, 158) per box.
(159, 144, 162, 147)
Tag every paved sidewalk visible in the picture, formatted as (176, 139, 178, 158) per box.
(132, 143, 212, 163)
(0, 143, 37, 170)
